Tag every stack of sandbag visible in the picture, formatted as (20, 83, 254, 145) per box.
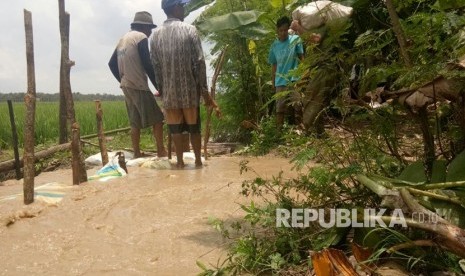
(292, 0, 353, 31)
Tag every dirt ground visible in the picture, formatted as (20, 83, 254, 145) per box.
(0, 155, 296, 275)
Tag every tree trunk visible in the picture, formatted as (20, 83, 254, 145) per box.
(23, 9, 36, 205)
(385, 0, 413, 68)
(95, 100, 109, 165)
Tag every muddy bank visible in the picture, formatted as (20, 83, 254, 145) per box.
(0, 155, 296, 275)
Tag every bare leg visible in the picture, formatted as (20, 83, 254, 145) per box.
(131, 127, 141, 158)
(190, 133, 202, 167)
(172, 133, 185, 168)
(152, 123, 167, 157)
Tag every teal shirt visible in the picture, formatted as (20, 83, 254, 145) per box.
(268, 35, 304, 87)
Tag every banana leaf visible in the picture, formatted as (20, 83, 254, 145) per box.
(447, 150, 465, 182)
(184, 0, 214, 17)
(398, 160, 447, 184)
(197, 10, 265, 32)
(269, 0, 298, 9)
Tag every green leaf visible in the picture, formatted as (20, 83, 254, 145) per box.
(269, 0, 294, 9)
(354, 226, 381, 249)
(197, 10, 265, 32)
(398, 160, 447, 184)
(434, 0, 465, 10)
(312, 226, 350, 251)
(184, 0, 215, 16)
(196, 260, 208, 271)
(447, 150, 465, 182)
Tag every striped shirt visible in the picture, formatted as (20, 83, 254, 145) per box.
(150, 18, 208, 109)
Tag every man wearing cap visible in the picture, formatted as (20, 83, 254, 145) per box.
(109, 11, 167, 158)
(150, 0, 220, 168)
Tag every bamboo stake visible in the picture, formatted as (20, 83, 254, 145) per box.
(203, 48, 227, 160)
(95, 100, 109, 165)
(23, 9, 36, 205)
(7, 100, 21, 179)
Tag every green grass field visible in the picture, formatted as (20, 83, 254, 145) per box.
(0, 101, 129, 150)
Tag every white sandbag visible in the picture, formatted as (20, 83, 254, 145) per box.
(85, 151, 134, 166)
(292, 0, 353, 31)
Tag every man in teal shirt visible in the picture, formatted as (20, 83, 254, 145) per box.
(268, 16, 304, 129)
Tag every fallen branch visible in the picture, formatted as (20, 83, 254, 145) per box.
(0, 143, 71, 174)
(387, 240, 437, 254)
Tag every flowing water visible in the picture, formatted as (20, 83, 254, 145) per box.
(0, 155, 297, 275)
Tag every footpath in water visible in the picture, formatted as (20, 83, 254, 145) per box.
(0, 155, 296, 275)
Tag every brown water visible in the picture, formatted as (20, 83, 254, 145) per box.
(0, 156, 296, 275)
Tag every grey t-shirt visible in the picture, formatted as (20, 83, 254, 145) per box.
(115, 30, 150, 91)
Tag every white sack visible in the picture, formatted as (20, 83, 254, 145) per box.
(292, 1, 353, 31)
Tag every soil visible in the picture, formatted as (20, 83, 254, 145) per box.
(0, 155, 297, 275)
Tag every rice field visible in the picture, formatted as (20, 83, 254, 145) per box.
(0, 101, 129, 150)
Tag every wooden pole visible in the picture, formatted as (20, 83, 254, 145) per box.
(71, 123, 81, 185)
(70, 123, 87, 184)
(7, 100, 22, 180)
(58, 0, 68, 144)
(23, 9, 36, 205)
(203, 48, 227, 160)
(59, 0, 87, 183)
(95, 100, 109, 165)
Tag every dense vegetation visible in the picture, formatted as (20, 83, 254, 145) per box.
(1, 0, 465, 273)
(187, 0, 465, 274)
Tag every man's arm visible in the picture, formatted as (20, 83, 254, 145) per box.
(108, 49, 121, 83)
(138, 38, 158, 90)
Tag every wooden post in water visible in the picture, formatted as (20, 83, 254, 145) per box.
(23, 9, 36, 204)
(7, 100, 22, 180)
(71, 123, 82, 185)
(95, 100, 109, 165)
(59, 0, 87, 183)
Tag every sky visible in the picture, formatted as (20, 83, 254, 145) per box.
(0, 0, 210, 95)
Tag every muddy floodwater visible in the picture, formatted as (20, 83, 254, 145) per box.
(0, 155, 296, 275)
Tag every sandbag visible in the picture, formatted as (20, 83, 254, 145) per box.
(292, 0, 353, 31)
